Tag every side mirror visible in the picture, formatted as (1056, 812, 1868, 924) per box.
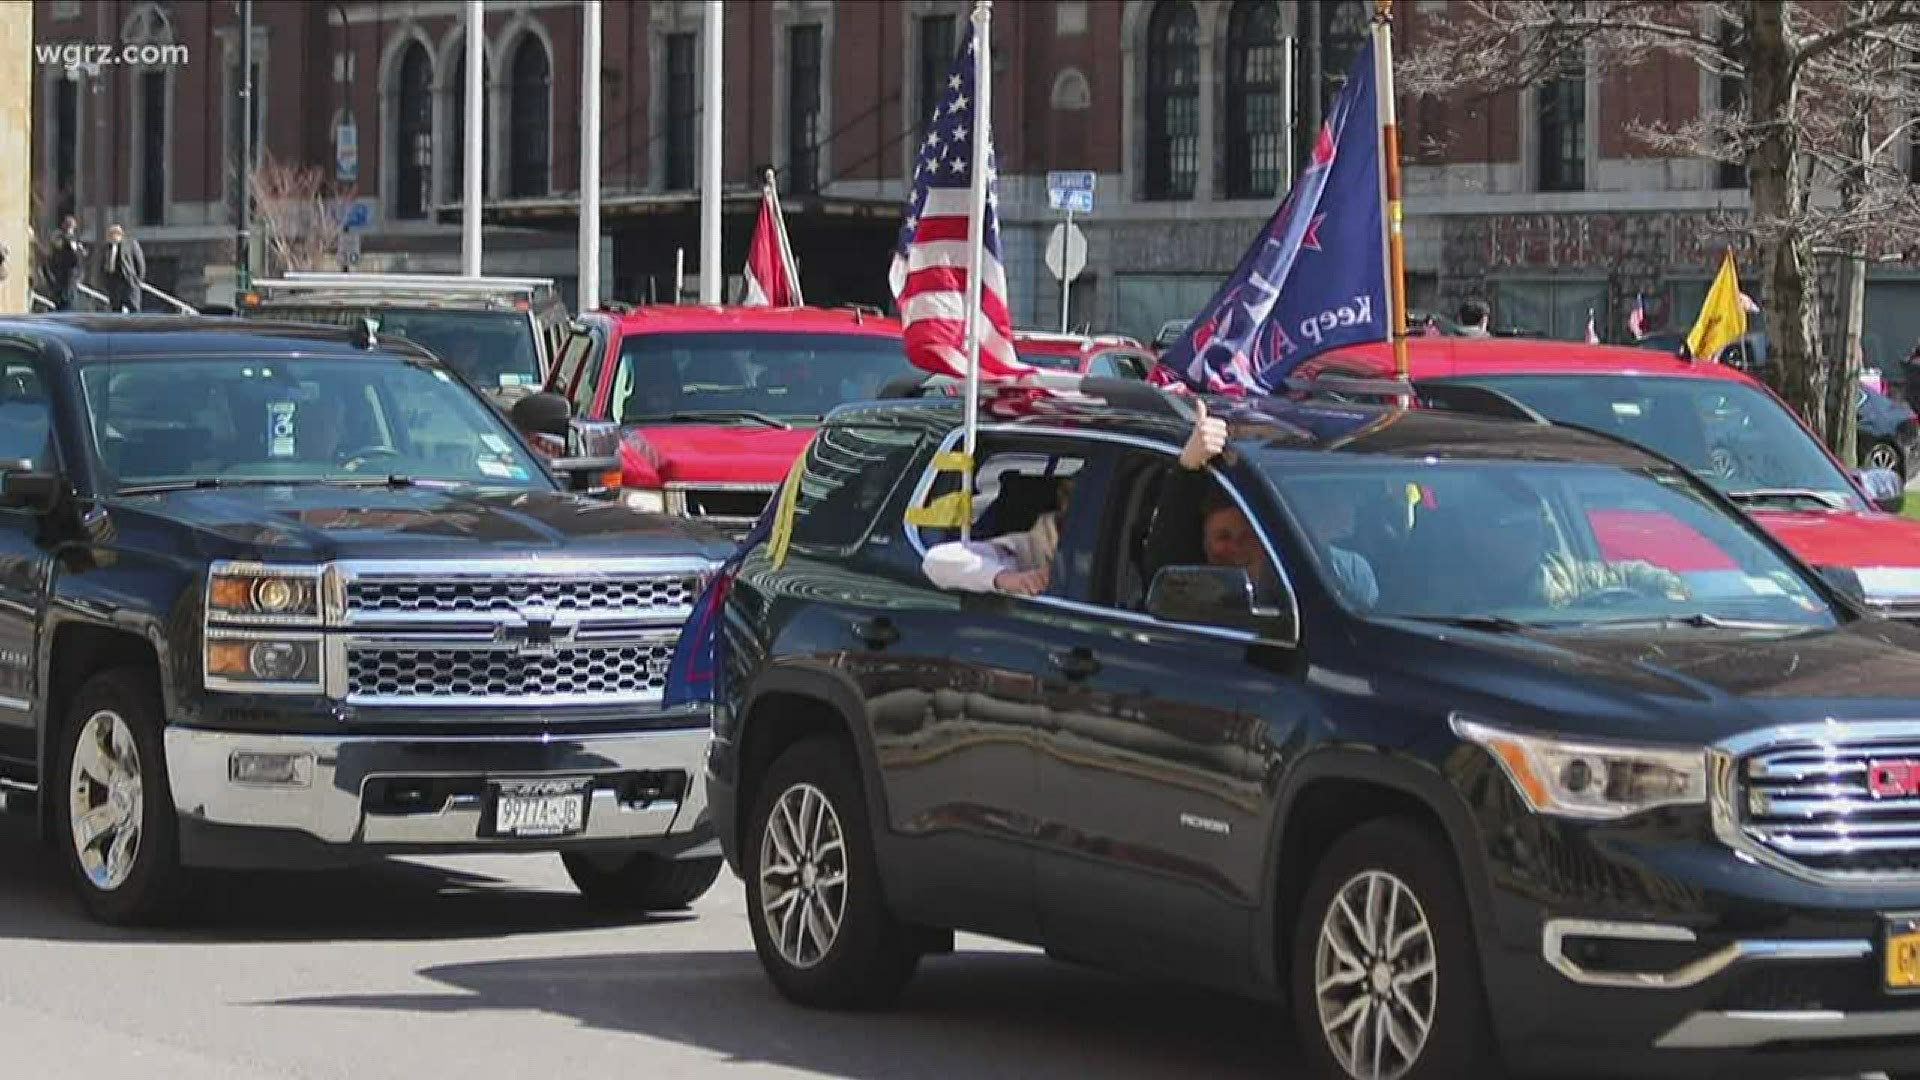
(1857, 467, 1906, 514)
(1144, 565, 1294, 641)
(550, 419, 625, 499)
(510, 391, 572, 440)
(1817, 564, 1870, 606)
(0, 458, 59, 511)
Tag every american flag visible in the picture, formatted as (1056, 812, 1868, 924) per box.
(889, 21, 1031, 381)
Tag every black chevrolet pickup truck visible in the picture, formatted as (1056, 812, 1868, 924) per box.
(0, 316, 733, 924)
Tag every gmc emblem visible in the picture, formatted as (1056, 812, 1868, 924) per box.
(1868, 760, 1920, 799)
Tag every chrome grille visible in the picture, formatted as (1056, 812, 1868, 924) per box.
(1736, 732, 1920, 879)
(347, 575, 697, 616)
(348, 642, 675, 706)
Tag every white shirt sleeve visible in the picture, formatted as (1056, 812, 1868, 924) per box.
(923, 535, 1024, 593)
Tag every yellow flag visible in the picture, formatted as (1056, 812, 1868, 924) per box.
(765, 450, 808, 570)
(1686, 249, 1749, 364)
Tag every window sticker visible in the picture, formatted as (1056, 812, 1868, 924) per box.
(480, 434, 512, 454)
(267, 401, 296, 458)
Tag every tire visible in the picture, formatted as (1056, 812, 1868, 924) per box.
(561, 851, 723, 912)
(55, 667, 190, 926)
(1291, 817, 1502, 1080)
(1866, 439, 1906, 481)
(744, 735, 918, 1009)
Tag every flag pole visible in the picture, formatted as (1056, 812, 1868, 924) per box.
(1372, 0, 1410, 383)
(959, 0, 992, 542)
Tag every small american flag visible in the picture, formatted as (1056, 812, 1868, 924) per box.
(889, 21, 1031, 381)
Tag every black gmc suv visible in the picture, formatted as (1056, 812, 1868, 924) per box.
(0, 316, 732, 924)
(703, 382, 1920, 1079)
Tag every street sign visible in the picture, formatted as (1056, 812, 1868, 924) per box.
(335, 115, 359, 184)
(340, 201, 372, 230)
(1045, 221, 1087, 283)
(336, 232, 362, 268)
(1047, 170, 1096, 214)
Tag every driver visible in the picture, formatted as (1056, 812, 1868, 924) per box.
(296, 393, 346, 463)
(1474, 494, 1691, 609)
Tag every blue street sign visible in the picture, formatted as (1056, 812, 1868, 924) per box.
(340, 201, 372, 230)
(1047, 170, 1096, 193)
(1048, 189, 1094, 214)
(1046, 170, 1096, 215)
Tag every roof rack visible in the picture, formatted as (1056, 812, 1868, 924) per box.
(263, 272, 556, 294)
(879, 370, 1198, 421)
(1283, 372, 1547, 424)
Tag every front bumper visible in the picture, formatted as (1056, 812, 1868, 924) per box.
(166, 725, 715, 869)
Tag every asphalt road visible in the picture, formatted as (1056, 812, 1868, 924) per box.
(0, 813, 1291, 1080)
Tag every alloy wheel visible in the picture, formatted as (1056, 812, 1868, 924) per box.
(758, 781, 849, 969)
(1314, 869, 1439, 1080)
(1869, 443, 1902, 474)
(68, 709, 144, 892)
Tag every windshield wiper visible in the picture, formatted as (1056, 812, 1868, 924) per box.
(1395, 614, 1538, 633)
(1726, 488, 1850, 511)
(320, 474, 419, 488)
(117, 477, 233, 495)
(635, 410, 792, 430)
(1567, 612, 1808, 631)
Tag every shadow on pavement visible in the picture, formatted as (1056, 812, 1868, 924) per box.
(0, 814, 690, 945)
(258, 947, 1294, 1079)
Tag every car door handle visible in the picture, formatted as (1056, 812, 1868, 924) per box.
(1048, 647, 1101, 681)
(851, 617, 900, 649)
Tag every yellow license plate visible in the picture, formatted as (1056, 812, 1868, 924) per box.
(1886, 918, 1920, 991)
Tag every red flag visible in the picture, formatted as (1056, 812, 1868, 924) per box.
(743, 181, 802, 307)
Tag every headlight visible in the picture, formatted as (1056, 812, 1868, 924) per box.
(1451, 715, 1706, 820)
(205, 632, 325, 694)
(208, 563, 327, 624)
(624, 489, 667, 513)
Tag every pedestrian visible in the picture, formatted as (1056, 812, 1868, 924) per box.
(1903, 338, 1920, 415)
(1457, 297, 1492, 337)
(45, 215, 84, 312)
(98, 223, 146, 313)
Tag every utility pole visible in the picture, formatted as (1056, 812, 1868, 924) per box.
(699, 0, 722, 304)
(462, 0, 483, 276)
(92, 0, 108, 254)
(579, 0, 602, 310)
(237, 0, 254, 291)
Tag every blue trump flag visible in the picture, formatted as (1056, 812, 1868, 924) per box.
(1155, 40, 1387, 393)
(660, 508, 775, 711)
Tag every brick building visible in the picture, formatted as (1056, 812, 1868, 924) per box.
(31, 0, 1920, 361)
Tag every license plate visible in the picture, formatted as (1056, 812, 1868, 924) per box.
(1886, 915, 1920, 992)
(491, 778, 589, 838)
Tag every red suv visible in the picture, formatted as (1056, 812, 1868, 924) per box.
(1011, 331, 1157, 379)
(1299, 337, 1920, 612)
(545, 305, 911, 536)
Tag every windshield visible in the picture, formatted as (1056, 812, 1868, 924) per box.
(611, 331, 913, 424)
(249, 306, 542, 393)
(1439, 374, 1861, 510)
(1267, 460, 1836, 631)
(79, 356, 551, 492)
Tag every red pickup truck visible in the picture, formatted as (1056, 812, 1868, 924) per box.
(1299, 337, 1920, 613)
(543, 305, 911, 536)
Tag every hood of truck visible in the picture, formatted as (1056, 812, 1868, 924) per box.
(1751, 507, 1920, 601)
(113, 483, 736, 563)
(621, 423, 816, 486)
(1365, 614, 1920, 744)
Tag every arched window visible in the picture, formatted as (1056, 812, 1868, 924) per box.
(393, 42, 433, 219)
(1224, 0, 1285, 199)
(508, 35, 551, 197)
(1144, 1, 1199, 200)
(446, 47, 491, 202)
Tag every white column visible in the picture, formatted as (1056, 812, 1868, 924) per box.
(580, 0, 603, 310)
(700, 0, 723, 304)
(0, 3, 29, 312)
(462, 0, 484, 276)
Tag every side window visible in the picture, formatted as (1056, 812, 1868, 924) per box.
(0, 356, 53, 469)
(556, 332, 600, 416)
(787, 425, 927, 553)
(1094, 448, 1290, 622)
(1090, 351, 1150, 381)
(907, 438, 1088, 558)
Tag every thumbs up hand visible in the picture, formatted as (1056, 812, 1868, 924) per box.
(1179, 398, 1228, 471)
